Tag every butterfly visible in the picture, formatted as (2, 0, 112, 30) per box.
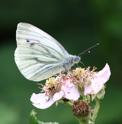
(14, 23, 81, 82)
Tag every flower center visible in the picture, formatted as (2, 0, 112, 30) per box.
(43, 77, 61, 97)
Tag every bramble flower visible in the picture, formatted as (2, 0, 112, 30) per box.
(30, 63, 111, 109)
(30, 76, 80, 109)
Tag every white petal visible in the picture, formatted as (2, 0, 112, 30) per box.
(30, 93, 55, 109)
(92, 63, 111, 86)
(62, 81, 80, 100)
(53, 91, 64, 101)
(84, 63, 111, 95)
(84, 80, 104, 95)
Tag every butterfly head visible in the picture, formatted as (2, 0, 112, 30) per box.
(72, 56, 81, 64)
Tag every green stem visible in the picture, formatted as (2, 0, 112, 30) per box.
(79, 119, 89, 124)
(89, 99, 100, 124)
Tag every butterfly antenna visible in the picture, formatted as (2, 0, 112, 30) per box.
(78, 43, 100, 56)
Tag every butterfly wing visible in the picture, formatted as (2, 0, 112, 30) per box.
(15, 23, 69, 81)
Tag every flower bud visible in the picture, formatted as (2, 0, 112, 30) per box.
(72, 100, 90, 117)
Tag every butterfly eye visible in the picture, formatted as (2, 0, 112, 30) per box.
(26, 40, 30, 42)
(74, 56, 81, 63)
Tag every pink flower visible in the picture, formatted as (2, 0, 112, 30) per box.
(30, 63, 111, 109)
(30, 76, 80, 109)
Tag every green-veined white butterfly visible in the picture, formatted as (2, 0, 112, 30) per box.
(14, 23, 80, 81)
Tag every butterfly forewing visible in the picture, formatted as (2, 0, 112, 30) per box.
(15, 23, 69, 81)
(16, 23, 69, 56)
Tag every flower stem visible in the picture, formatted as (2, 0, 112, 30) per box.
(79, 119, 89, 124)
(91, 98, 100, 123)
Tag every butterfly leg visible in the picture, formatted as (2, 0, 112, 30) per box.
(63, 62, 71, 72)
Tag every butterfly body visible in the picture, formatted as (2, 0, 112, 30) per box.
(15, 23, 80, 82)
(62, 55, 80, 71)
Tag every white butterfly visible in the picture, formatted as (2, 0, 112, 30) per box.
(14, 23, 80, 82)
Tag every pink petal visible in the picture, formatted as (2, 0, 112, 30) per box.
(30, 93, 55, 109)
(53, 91, 64, 101)
(62, 81, 80, 100)
(84, 63, 111, 95)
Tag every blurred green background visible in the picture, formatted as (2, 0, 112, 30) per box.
(0, 0, 122, 124)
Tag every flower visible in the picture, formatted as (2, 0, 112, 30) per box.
(30, 63, 111, 109)
(30, 76, 80, 109)
(84, 63, 111, 95)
